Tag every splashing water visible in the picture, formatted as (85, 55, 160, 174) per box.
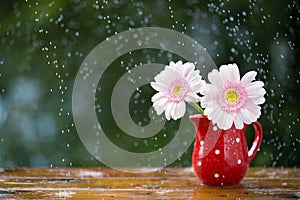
(0, 0, 299, 168)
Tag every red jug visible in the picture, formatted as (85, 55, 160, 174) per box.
(190, 114, 263, 186)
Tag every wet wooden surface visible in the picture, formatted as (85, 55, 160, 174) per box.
(0, 167, 299, 199)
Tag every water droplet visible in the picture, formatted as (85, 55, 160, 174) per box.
(197, 161, 202, 166)
(214, 173, 219, 178)
(215, 149, 220, 155)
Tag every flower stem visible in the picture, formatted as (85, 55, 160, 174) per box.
(190, 102, 204, 115)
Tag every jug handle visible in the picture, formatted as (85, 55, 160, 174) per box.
(248, 121, 263, 163)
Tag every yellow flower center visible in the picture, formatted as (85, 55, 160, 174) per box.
(172, 85, 183, 97)
(225, 90, 239, 104)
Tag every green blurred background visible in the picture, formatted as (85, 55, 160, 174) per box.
(0, 0, 299, 167)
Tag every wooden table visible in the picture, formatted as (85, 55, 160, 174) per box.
(0, 167, 299, 199)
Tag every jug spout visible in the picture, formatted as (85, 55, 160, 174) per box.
(189, 114, 202, 129)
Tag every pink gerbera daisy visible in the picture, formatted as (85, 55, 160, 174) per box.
(151, 61, 205, 120)
(200, 63, 266, 130)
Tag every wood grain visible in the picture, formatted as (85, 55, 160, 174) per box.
(0, 167, 299, 199)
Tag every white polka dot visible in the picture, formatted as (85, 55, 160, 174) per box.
(214, 173, 219, 178)
(236, 138, 240, 143)
(197, 161, 202, 166)
(215, 149, 220, 155)
(237, 159, 242, 164)
(200, 141, 204, 146)
(213, 126, 218, 131)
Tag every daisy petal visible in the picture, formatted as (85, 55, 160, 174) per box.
(222, 112, 234, 130)
(250, 96, 265, 105)
(208, 69, 222, 88)
(182, 62, 195, 78)
(153, 98, 168, 114)
(151, 92, 165, 102)
(173, 101, 186, 120)
(234, 113, 244, 129)
(184, 92, 201, 102)
(246, 81, 265, 94)
(189, 79, 205, 93)
(164, 102, 174, 120)
(220, 63, 240, 83)
(150, 82, 167, 91)
(240, 103, 261, 124)
(241, 71, 257, 85)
